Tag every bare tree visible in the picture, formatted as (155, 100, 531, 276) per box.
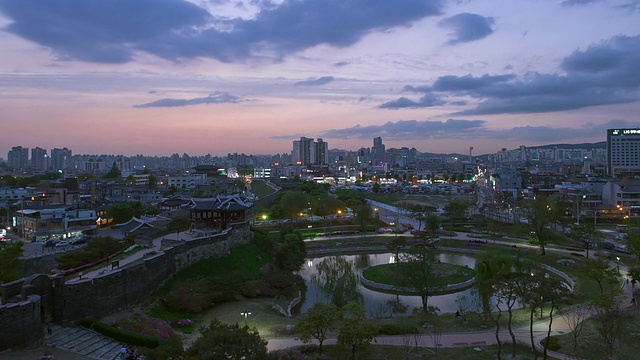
(561, 304, 591, 354)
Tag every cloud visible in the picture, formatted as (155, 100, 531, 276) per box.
(0, 0, 444, 63)
(294, 76, 335, 87)
(333, 61, 350, 67)
(299, 119, 639, 143)
(438, 13, 495, 44)
(317, 119, 486, 140)
(0, 0, 212, 63)
(379, 93, 446, 109)
(383, 34, 640, 115)
(133, 91, 241, 108)
(561, 0, 603, 6)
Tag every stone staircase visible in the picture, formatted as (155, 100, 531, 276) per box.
(45, 325, 123, 360)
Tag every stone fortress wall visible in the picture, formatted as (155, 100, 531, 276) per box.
(0, 221, 252, 351)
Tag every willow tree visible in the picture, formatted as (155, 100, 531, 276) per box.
(312, 256, 363, 308)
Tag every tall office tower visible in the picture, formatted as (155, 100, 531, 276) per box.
(31, 147, 48, 171)
(7, 146, 29, 171)
(607, 128, 640, 177)
(50, 147, 72, 172)
(371, 137, 385, 164)
(315, 138, 329, 165)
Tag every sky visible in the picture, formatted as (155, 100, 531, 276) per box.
(1, 0, 639, 158)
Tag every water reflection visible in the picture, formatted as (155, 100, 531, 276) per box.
(298, 252, 480, 316)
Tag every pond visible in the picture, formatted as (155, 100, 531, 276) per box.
(297, 251, 486, 316)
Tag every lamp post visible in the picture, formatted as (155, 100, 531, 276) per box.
(240, 311, 251, 327)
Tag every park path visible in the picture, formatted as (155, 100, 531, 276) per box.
(64, 231, 198, 283)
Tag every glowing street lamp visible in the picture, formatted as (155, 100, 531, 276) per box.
(240, 311, 251, 326)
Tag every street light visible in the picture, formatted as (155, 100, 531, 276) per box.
(240, 311, 251, 326)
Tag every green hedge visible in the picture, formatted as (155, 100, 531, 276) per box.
(542, 336, 561, 351)
(91, 321, 160, 349)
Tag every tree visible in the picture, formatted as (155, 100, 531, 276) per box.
(355, 204, 373, 235)
(592, 300, 627, 358)
(0, 242, 23, 284)
(312, 195, 343, 218)
(540, 274, 571, 360)
(186, 319, 268, 360)
(337, 301, 377, 360)
(569, 224, 603, 259)
(125, 174, 135, 184)
(168, 216, 190, 241)
(386, 236, 407, 266)
(580, 254, 620, 297)
(104, 162, 122, 179)
(280, 191, 310, 220)
(274, 232, 306, 272)
(526, 196, 553, 255)
(398, 244, 439, 316)
(519, 269, 547, 360)
(312, 256, 363, 308)
(106, 202, 141, 224)
(561, 304, 591, 354)
(425, 215, 440, 236)
(443, 199, 469, 226)
(148, 174, 158, 189)
(474, 251, 513, 326)
(494, 269, 526, 359)
(297, 302, 339, 355)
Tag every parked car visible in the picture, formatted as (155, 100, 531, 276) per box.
(44, 238, 60, 247)
(71, 236, 91, 245)
(55, 241, 70, 247)
(602, 241, 615, 250)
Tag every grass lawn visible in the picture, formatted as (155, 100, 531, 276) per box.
(554, 312, 640, 360)
(250, 179, 276, 198)
(362, 262, 476, 289)
(181, 297, 297, 342)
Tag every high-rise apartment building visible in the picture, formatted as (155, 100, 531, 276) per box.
(371, 137, 385, 164)
(315, 138, 328, 165)
(31, 147, 48, 171)
(7, 146, 28, 171)
(50, 147, 72, 172)
(607, 128, 640, 177)
(291, 137, 328, 165)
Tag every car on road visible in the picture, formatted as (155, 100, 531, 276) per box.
(55, 241, 70, 247)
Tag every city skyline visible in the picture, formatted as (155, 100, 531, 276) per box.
(1, 0, 639, 157)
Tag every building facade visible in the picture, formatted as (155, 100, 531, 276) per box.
(607, 128, 640, 177)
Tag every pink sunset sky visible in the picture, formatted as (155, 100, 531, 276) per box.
(1, 0, 639, 157)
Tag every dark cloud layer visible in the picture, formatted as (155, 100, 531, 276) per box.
(133, 91, 240, 108)
(294, 76, 335, 87)
(318, 119, 486, 140)
(313, 119, 638, 143)
(381, 34, 640, 115)
(438, 13, 495, 45)
(379, 93, 445, 109)
(0, 0, 444, 63)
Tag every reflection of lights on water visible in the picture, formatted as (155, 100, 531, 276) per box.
(307, 260, 313, 267)
(388, 256, 395, 264)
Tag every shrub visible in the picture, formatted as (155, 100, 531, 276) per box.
(78, 317, 96, 328)
(542, 336, 561, 351)
(92, 321, 160, 348)
(377, 324, 419, 335)
(113, 315, 174, 339)
(273, 324, 297, 335)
